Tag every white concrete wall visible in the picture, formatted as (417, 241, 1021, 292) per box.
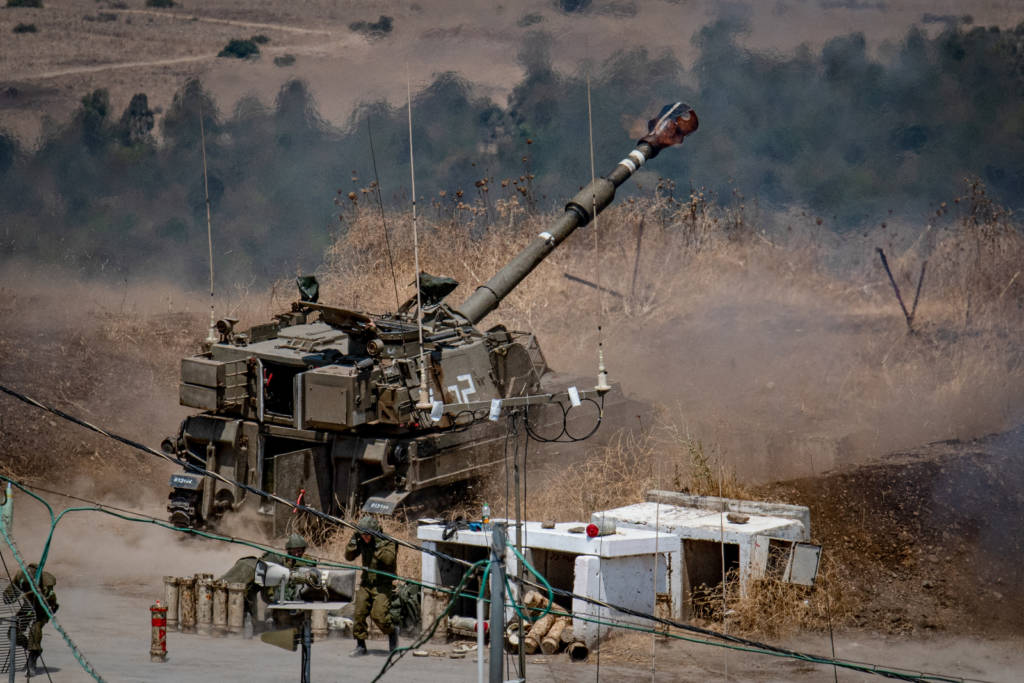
(416, 501, 811, 645)
(417, 521, 681, 648)
(421, 540, 439, 586)
(570, 554, 673, 647)
(599, 501, 810, 598)
(645, 490, 812, 537)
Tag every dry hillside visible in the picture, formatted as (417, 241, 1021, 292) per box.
(3, 189, 1022, 640)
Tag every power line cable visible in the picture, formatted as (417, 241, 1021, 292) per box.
(1, 475, 982, 683)
(0, 385, 979, 682)
(0, 383, 953, 667)
(0, 382, 471, 570)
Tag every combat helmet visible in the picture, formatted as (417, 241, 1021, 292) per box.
(285, 533, 307, 552)
(23, 563, 56, 588)
(358, 515, 381, 532)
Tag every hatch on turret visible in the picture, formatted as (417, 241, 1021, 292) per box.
(297, 364, 375, 430)
(274, 321, 363, 356)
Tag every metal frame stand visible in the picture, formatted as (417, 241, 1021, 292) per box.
(6, 618, 16, 683)
(266, 601, 348, 683)
(489, 523, 506, 683)
(300, 613, 311, 683)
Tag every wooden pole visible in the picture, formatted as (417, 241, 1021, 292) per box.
(541, 616, 570, 655)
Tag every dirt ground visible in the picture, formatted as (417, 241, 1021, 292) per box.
(3, 219, 1024, 679)
(6, 511, 1023, 683)
(759, 426, 1024, 639)
(26, 588, 1024, 682)
(2, 0, 1020, 143)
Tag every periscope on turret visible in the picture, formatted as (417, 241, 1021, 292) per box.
(162, 103, 698, 533)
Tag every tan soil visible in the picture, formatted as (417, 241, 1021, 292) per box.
(2, 1, 1019, 142)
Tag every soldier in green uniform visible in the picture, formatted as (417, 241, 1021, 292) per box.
(3, 563, 58, 676)
(219, 533, 312, 630)
(345, 516, 398, 656)
(262, 534, 315, 602)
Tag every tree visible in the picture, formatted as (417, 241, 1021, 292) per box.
(118, 93, 155, 146)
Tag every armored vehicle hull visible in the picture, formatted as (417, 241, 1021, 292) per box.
(164, 102, 698, 533)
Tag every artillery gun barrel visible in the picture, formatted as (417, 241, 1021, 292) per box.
(456, 102, 698, 325)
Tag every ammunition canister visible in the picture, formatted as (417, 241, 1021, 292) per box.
(196, 576, 213, 635)
(179, 576, 197, 633)
(162, 576, 180, 631)
(211, 580, 228, 636)
(226, 582, 246, 635)
(567, 640, 589, 662)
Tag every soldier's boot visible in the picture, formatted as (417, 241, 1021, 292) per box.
(350, 638, 368, 657)
(388, 630, 399, 652)
(26, 651, 41, 676)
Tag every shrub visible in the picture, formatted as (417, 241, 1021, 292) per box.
(217, 38, 259, 59)
(273, 54, 296, 67)
(558, 0, 590, 12)
(6, 0, 43, 7)
(12, 22, 37, 33)
(690, 564, 853, 638)
(0, 131, 16, 177)
(145, 0, 175, 7)
(250, 33, 269, 44)
(348, 15, 393, 38)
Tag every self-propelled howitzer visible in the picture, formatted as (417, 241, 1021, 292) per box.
(163, 103, 698, 533)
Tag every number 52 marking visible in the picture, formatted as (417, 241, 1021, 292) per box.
(447, 374, 477, 404)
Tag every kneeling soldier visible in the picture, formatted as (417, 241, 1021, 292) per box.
(3, 563, 58, 676)
(219, 533, 312, 631)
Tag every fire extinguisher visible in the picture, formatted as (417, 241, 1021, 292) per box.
(150, 601, 168, 662)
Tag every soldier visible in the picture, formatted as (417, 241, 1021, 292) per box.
(267, 533, 314, 600)
(345, 516, 397, 656)
(2, 563, 58, 676)
(219, 533, 312, 630)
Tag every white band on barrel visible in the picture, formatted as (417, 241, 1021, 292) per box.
(618, 149, 647, 173)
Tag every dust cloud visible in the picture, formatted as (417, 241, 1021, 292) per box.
(6, 488, 258, 593)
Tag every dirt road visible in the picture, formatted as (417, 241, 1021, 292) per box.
(25, 585, 1024, 682)
(5, 499, 1021, 683)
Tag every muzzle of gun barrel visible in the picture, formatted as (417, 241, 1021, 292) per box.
(640, 102, 699, 154)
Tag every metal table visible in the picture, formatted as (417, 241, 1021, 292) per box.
(267, 601, 349, 683)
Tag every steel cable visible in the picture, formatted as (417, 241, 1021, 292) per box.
(0, 384, 978, 682)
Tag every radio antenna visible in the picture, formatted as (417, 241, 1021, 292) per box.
(367, 117, 401, 310)
(199, 95, 217, 346)
(586, 72, 611, 393)
(406, 67, 432, 411)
